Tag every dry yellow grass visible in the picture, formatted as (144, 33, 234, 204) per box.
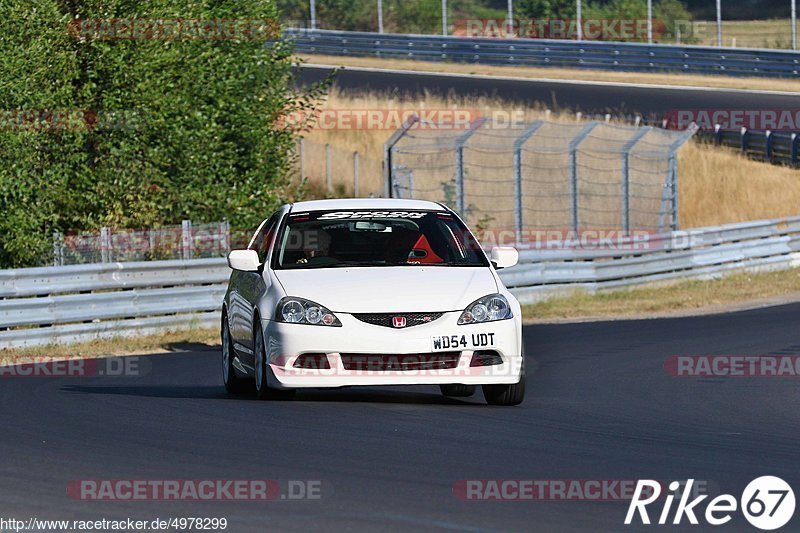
(298, 89, 800, 227)
(679, 141, 800, 227)
(0, 327, 219, 363)
(694, 19, 795, 49)
(297, 53, 800, 94)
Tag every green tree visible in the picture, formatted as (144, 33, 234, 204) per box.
(0, 0, 326, 267)
(517, 0, 577, 20)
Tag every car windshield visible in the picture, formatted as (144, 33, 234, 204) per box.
(274, 209, 488, 269)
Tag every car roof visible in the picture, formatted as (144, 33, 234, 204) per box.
(289, 198, 448, 212)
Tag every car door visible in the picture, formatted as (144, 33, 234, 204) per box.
(232, 211, 281, 368)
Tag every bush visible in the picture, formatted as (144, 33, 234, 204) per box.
(0, 0, 326, 268)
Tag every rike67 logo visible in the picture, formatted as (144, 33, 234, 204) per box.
(625, 477, 795, 530)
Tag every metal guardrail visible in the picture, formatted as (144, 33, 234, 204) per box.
(706, 126, 800, 167)
(633, 121, 800, 168)
(0, 259, 228, 298)
(506, 215, 800, 303)
(285, 29, 800, 78)
(1, 215, 798, 347)
(0, 259, 229, 348)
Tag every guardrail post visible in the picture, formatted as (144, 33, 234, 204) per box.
(454, 117, 488, 217)
(620, 127, 652, 234)
(353, 151, 360, 197)
(765, 130, 773, 161)
(512, 120, 544, 244)
(792, 133, 799, 167)
(384, 114, 420, 198)
(181, 220, 192, 260)
(325, 143, 332, 192)
(100, 227, 111, 263)
(740, 127, 748, 153)
(568, 122, 599, 232)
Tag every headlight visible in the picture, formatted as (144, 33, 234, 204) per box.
(276, 297, 341, 326)
(458, 294, 512, 325)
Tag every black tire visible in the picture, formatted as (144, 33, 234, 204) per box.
(439, 384, 477, 397)
(482, 356, 526, 406)
(221, 313, 246, 394)
(254, 325, 296, 401)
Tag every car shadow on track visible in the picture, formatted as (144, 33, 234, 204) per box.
(60, 384, 484, 405)
(60, 385, 233, 400)
(290, 388, 483, 406)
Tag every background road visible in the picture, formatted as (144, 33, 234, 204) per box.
(2, 303, 800, 531)
(297, 65, 800, 118)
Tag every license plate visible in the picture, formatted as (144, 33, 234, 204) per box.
(431, 333, 496, 352)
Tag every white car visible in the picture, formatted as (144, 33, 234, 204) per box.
(221, 198, 525, 405)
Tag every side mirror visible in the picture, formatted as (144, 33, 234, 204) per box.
(490, 246, 519, 269)
(227, 249, 261, 272)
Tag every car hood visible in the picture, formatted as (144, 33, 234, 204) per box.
(274, 267, 498, 313)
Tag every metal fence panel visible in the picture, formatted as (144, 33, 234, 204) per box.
(388, 118, 695, 237)
(295, 139, 384, 197)
(53, 222, 231, 266)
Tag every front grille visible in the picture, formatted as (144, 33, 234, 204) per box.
(339, 352, 460, 371)
(352, 312, 444, 328)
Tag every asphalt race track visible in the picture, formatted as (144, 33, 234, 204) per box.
(296, 64, 800, 118)
(2, 302, 799, 532)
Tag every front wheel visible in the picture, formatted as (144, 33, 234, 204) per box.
(482, 356, 526, 406)
(222, 313, 245, 394)
(254, 325, 296, 401)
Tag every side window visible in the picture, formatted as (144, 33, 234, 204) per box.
(249, 212, 280, 262)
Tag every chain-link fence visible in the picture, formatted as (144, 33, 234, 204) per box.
(386, 117, 696, 241)
(296, 138, 384, 197)
(51, 221, 236, 266)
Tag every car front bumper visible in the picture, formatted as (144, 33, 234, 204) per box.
(261, 311, 522, 388)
